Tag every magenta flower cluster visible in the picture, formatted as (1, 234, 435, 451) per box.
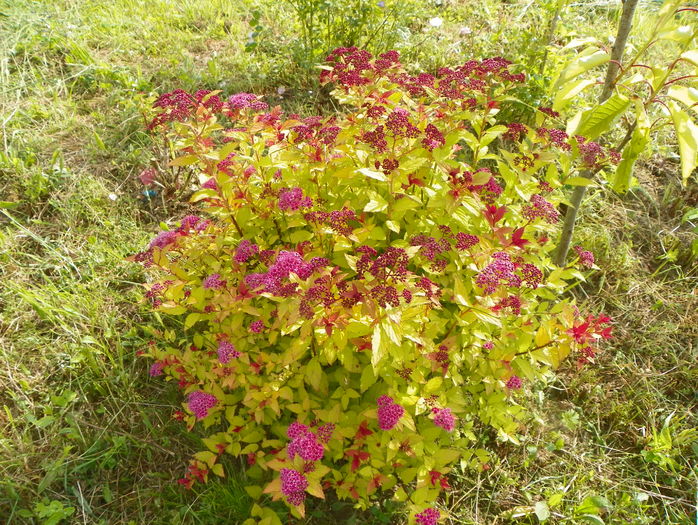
(287, 425, 325, 461)
(415, 507, 440, 525)
(432, 408, 456, 432)
(522, 194, 559, 223)
(234, 240, 259, 263)
(278, 187, 313, 211)
(202, 273, 225, 289)
(217, 340, 240, 364)
(187, 391, 218, 419)
(249, 320, 265, 333)
(244, 251, 328, 296)
(506, 375, 523, 390)
(149, 230, 178, 250)
(574, 245, 595, 268)
(280, 468, 308, 506)
(377, 395, 404, 430)
(149, 362, 164, 377)
(227, 92, 268, 111)
(476, 252, 521, 294)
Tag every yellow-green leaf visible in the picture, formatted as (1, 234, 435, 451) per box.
(424, 376, 443, 394)
(553, 78, 596, 112)
(669, 101, 698, 185)
(574, 93, 630, 140)
(613, 100, 650, 193)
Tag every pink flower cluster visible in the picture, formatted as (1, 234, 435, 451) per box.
(149, 362, 164, 377)
(356, 246, 409, 281)
(476, 252, 521, 294)
(149, 230, 178, 250)
(455, 232, 479, 251)
(187, 391, 218, 419)
(322, 47, 375, 86)
(245, 251, 328, 296)
(227, 92, 268, 111)
(305, 208, 357, 236)
(492, 295, 522, 315)
(148, 89, 222, 129)
(278, 187, 313, 211)
(202, 273, 225, 290)
(522, 194, 559, 223)
(286, 423, 325, 461)
(415, 507, 440, 525)
(422, 124, 445, 151)
(280, 468, 308, 506)
(574, 245, 595, 268)
(537, 128, 570, 150)
(234, 240, 259, 263)
(249, 320, 265, 333)
(217, 340, 240, 363)
(477, 253, 544, 294)
(386, 108, 420, 138)
(504, 122, 527, 142)
(410, 235, 450, 262)
(377, 395, 404, 430)
(433, 408, 456, 432)
(506, 375, 523, 390)
(576, 136, 621, 168)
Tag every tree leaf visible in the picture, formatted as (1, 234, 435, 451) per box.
(574, 93, 630, 140)
(553, 48, 610, 92)
(669, 101, 698, 185)
(680, 50, 698, 68)
(613, 100, 650, 193)
(357, 167, 387, 181)
(667, 85, 698, 116)
(553, 78, 596, 112)
(564, 176, 595, 186)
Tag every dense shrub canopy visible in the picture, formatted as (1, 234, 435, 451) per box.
(135, 47, 612, 524)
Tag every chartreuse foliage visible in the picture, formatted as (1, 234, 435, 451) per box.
(133, 48, 612, 524)
(549, 0, 697, 190)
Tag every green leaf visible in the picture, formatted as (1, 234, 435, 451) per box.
(169, 154, 199, 166)
(357, 167, 387, 181)
(548, 493, 564, 507)
(371, 324, 386, 369)
(363, 192, 388, 213)
(184, 313, 200, 329)
(245, 485, 263, 499)
(424, 376, 443, 393)
(574, 93, 630, 140)
(669, 101, 698, 185)
(577, 516, 605, 525)
(613, 101, 650, 193)
(667, 85, 698, 116)
(553, 48, 610, 92)
(553, 78, 596, 112)
(0, 201, 19, 209)
(360, 365, 377, 392)
(657, 24, 694, 44)
(305, 358, 323, 391)
(564, 176, 595, 187)
(680, 50, 698, 68)
(534, 501, 551, 521)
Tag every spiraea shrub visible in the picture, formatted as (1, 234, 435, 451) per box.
(133, 48, 613, 524)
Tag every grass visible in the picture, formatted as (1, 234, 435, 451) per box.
(1, 0, 696, 523)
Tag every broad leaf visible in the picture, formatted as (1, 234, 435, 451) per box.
(553, 48, 610, 93)
(612, 100, 650, 193)
(574, 93, 630, 140)
(553, 78, 596, 112)
(669, 101, 698, 185)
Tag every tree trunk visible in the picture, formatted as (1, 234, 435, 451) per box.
(553, 0, 640, 267)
